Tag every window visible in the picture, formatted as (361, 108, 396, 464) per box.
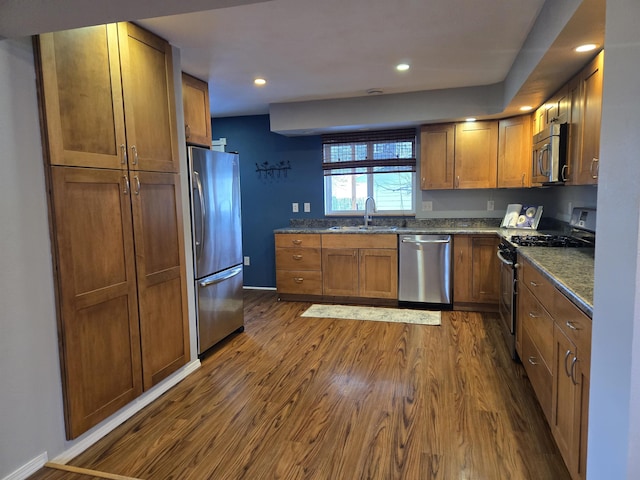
(322, 129, 416, 215)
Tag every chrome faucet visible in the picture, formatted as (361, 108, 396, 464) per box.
(364, 196, 376, 227)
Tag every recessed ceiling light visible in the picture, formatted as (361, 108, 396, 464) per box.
(396, 63, 410, 72)
(519, 106, 533, 112)
(254, 78, 266, 86)
(575, 44, 597, 53)
(465, 117, 476, 122)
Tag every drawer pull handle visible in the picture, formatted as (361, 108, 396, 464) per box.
(292, 255, 303, 260)
(292, 239, 302, 245)
(528, 312, 540, 318)
(293, 277, 304, 283)
(528, 357, 539, 366)
(566, 321, 580, 330)
(529, 281, 539, 287)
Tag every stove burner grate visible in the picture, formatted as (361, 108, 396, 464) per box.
(510, 234, 593, 248)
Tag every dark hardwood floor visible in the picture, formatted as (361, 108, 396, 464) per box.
(29, 290, 570, 479)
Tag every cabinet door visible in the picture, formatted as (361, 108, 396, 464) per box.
(51, 167, 142, 439)
(322, 248, 359, 297)
(497, 115, 532, 188)
(454, 235, 499, 305)
(567, 51, 604, 185)
(359, 249, 398, 299)
(118, 22, 180, 173)
(38, 25, 127, 169)
(182, 72, 212, 147)
(420, 124, 454, 189)
(454, 121, 498, 188)
(552, 324, 579, 474)
(130, 171, 189, 390)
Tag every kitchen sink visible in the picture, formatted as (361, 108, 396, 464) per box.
(329, 225, 397, 231)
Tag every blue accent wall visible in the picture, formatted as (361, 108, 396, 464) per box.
(212, 115, 323, 288)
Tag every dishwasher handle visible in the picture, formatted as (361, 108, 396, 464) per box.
(401, 238, 451, 244)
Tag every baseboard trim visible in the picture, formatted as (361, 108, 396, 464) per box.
(243, 286, 276, 291)
(51, 359, 201, 465)
(2, 452, 48, 480)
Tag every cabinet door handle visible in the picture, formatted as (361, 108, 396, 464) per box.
(185, 124, 191, 139)
(120, 144, 128, 165)
(133, 175, 140, 195)
(528, 312, 540, 318)
(292, 255, 303, 260)
(561, 164, 569, 182)
(590, 158, 599, 179)
(521, 173, 525, 187)
(570, 356, 579, 385)
(566, 321, 580, 330)
(528, 356, 539, 366)
(455, 175, 460, 188)
(293, 277, 304, 283)
(564, 349, 573, 377)
(292, 239, 302, 245)
(122, 175, 130, 195)
(131, 145, 139, 166)
(529, 281, 539, 287)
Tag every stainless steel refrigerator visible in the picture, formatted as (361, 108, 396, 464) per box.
(188, 146, 244, 355)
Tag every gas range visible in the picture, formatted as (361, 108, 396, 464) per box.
(509, 233, 594, 248)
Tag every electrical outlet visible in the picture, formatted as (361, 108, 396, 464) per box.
(304, 202, 311, 212)
(422, 201, 433, 211)
(487, 200, 495, 211)
(292, 202, 299, 213)
(243, 256, 250, 266)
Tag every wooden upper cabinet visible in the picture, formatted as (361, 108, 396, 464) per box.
(118, 22, 180, 173)
(37, 25, 127, 169)
(130, 172, 189, 389)
(420, 124, 454, 189)
(497, 115, 532, 188)
(50, 167, 143, 438)
(454, 121, 498, 189)
(182, 73, 212, 147)
(567, 51, 604, 186)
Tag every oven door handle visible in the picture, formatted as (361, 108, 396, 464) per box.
(496, 249, 514, 266)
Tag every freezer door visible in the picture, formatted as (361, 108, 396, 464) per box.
(189, 147, 242, 278)
(196, 265, 244, 354)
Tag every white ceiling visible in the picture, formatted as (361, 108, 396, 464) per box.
(1, 0, 605, 127)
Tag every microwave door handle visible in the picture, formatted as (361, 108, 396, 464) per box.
(538, 144, 550, 176)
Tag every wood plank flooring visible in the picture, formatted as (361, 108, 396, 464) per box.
(29, 290, 570, 480)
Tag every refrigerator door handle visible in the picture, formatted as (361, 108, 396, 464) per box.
(199, 265, 243, 288)
(193, 170, 206, 258)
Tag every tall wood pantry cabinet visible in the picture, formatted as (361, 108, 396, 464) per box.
(36, 22, 190, 439)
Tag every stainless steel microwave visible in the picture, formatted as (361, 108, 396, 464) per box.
(532, 123, 567, 184)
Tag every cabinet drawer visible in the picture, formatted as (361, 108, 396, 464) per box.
(550, 288, 592, 363)
(275, 233, 321, 248)
(520, 286, 554, 370)
(276, 270, 323, 295)
(276, 247, 321, 271)
(521, 260, 554, 305)
(522, 327, 553, 422)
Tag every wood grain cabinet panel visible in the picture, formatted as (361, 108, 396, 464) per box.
(118, 22, 180, 173)
(50, 167, 143, 439)
(131, 172, 189, 389)
(454, 121, 498, 189)
(498, 116, 532, 188)
(358, 248, 398, 299)
(453, 235, 499, 308)
(322, 248, 360, 297)
(182, 72, 212, 147)
(420, 123, 455, 189)
(37, 25, 126, 169)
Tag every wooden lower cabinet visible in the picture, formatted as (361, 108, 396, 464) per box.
(517, 258, 591, 480)
(321, 234, 398, 300)
(453, 235, 500, 309)
(275, 233, 323, 296)
(50, 167, 188, 438)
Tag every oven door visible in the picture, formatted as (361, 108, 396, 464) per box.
(497, 248, 517, 357)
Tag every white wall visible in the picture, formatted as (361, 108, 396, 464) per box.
(0, 37, 67, 475)
(588, 1, 640, 478)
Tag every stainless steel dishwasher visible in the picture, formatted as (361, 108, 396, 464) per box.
(398, 234, 452, 307)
